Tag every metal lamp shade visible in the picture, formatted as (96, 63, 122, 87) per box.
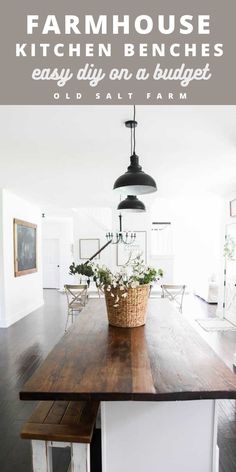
(117, 196, 146, 213)
(113, 153, 157, 195)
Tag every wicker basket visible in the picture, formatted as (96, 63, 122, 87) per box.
(104, 284, 150, 328)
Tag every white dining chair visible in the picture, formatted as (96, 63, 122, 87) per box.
(161, 284, 186, 313)
(64, 284, 88, 331)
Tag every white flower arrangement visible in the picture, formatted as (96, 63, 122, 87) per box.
(91, 254, 163, 306)
(70, 254, 163, 307)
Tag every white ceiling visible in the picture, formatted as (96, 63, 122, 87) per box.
(0, 105, 235, 214)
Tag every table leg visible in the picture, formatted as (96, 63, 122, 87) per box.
(101, 400, 219, 472)
(31, 440, 53, 472)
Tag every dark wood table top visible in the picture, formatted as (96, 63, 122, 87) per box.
(20, 299, 236, 402)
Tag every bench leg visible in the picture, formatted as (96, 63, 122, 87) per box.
(31, 440, 53, 472)
(96, 404, 101, 429)
(71, 444, 90, 472)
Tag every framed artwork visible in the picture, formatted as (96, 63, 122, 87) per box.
(14, 219, 37, 277)
(79, 238, 100, 260)
(230, 199, 236, 217)
(116, 231, 147, 266)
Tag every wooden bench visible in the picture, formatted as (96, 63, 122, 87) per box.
(21, 400, 100, 472)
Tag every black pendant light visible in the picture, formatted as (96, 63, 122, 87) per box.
(113, 106, 157, 195)
(117, 195, 146, 213)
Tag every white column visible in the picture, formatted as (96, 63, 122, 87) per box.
(101, 400, 219, 472)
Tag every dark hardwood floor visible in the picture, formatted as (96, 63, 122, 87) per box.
(0, 290, 236, 471)
(0, 290, 101, 472)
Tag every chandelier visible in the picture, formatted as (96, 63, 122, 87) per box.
(106, 214, 136, 245)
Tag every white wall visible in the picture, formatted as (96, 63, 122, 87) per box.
(150, 194, 223, 291)
(73, 208, 113, 268)
(69, 197, 223, 292)
(0, 190, 5, 324)
(45, 209, 152, 283)
(40, 195, 224, 298)
(0, 189, 44, 327)
(41, 209, 113, 288)
(42, 217, 73, 289)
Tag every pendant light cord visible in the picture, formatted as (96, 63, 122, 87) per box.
(133, 105, 136, 154)
(131, 119, 133, 155)
(129, 105, 136, 155)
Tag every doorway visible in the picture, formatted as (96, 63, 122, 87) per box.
(42, 238, 60, 289)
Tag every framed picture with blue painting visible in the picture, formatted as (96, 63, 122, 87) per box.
(14, 218, 37, 277)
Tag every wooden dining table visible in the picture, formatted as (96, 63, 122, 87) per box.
(20, 298, 236, 472)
